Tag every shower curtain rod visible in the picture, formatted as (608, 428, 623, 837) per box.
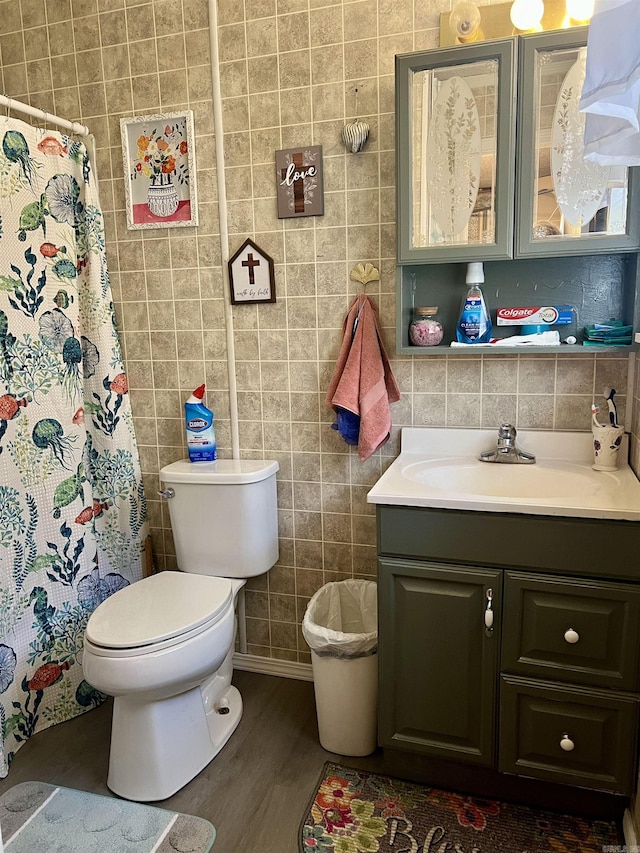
(0, 94, 90, 137)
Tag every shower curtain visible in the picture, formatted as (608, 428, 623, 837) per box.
(0, 118, 147, 775)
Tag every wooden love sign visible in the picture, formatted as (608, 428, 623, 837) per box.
(275, 145, 324, 219)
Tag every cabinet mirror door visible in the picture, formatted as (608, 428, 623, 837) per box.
(396, 40, 516, 264)
(516, 29, 640, 257)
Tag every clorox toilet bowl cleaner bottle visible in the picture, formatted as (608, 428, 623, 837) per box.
(184, 384, 217, 462)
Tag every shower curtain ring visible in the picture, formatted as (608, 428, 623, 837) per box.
(5, 97, 11, 121)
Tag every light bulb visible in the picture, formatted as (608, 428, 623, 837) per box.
(566, 0, 594, 21)
(449, 2, 482, 42)
(510, 0, 544, 31)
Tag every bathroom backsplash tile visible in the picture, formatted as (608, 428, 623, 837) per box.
(482, 357, 518, 394)
(446, 359, 482, 394)
(481, 394, 517, 429)
(3, 0, 636, 663)
(595, 355, 629, 394)
(555, 357, 598, 395)
(516, 395, 555, 430)
(517, 358, 556, 395)
(447, 394, 482, 428)
(554, 394, 596, 431)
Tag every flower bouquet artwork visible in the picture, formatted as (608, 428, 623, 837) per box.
(120, 111, 198, 230)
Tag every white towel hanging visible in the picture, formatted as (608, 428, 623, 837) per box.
(579, 0, 640, 165)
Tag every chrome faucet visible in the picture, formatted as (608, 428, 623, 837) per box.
(479, 424, 536, 464)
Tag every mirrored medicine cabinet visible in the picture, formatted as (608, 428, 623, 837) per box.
(395, 27, 640, 354)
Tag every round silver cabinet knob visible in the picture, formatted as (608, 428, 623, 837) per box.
(564, 628, 579, 644)
(560, 734, 575, 752)
(157, 488, 175, 500)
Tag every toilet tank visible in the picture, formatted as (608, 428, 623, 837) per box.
(159, 459, 279, 578)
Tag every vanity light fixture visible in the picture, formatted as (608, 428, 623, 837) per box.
(565, 0, 594, 22)
(442, 0, 592, 46)
(510, 0, 544, 31)
(448, 2, 483, 43)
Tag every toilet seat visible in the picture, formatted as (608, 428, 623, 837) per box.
(85, 572, 233, 657)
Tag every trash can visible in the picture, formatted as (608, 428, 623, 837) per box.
(302, 579, 378, 756)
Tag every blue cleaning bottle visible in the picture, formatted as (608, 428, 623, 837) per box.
(456, 262, 492, 344)
(185, 384, 217, 462)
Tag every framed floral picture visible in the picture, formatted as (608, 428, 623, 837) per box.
(120, 111, 198, 230)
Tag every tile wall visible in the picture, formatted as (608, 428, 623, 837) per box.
(0, 0, 635, 665)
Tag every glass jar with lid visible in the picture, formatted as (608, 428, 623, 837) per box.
(409, 306, 444, 346)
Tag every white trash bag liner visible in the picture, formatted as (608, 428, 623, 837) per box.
(302, 579, 377, 659)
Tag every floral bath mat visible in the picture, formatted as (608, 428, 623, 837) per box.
(300, 762, 624, 853)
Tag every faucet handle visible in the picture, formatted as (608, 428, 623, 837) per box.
(498, 423, 516, 440)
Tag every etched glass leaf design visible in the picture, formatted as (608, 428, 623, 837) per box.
(426, 76, 482, 238)
(550, 52, 610, 229)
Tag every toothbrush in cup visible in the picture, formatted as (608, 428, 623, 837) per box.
(604, 388, 618, 427)
(591, 403, 604, 429)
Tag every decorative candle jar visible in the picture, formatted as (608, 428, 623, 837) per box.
(409, 306, 444, 346)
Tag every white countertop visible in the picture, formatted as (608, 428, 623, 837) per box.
(367, 428, 640, 521)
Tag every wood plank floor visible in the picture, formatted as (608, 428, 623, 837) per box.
(0, 671, 386, 852)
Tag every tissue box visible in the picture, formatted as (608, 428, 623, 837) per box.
(496, 306, 573, 326)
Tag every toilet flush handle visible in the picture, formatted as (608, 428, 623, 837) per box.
(157, 488, 175, 500)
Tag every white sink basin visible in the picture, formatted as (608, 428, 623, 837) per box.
(367, 428, 640, 520)
(401, 459, 608, 500)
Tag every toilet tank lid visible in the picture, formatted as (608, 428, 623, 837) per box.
(160, 459, 279, 485)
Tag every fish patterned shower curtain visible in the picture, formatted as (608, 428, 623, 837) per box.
(0, 118, 147, 775)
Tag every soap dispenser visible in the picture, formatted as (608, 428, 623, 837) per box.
(456, 262, 492, 344)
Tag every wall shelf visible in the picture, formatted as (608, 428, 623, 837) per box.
(396, 254, 640, 356)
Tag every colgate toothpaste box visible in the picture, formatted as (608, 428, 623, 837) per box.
(496, 305, 573, 326)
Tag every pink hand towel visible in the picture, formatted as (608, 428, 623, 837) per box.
(326, 294, 401, 461)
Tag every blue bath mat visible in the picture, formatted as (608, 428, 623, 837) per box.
(0, 781, 215, 851)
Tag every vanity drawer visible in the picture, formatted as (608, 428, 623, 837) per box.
(499, 675, 638, 795)
(502, 572, 640, 691)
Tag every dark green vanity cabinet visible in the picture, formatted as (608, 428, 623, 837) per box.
(377, 506, 640, 797)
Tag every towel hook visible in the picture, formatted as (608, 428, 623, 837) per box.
(350, 262, 379, 290)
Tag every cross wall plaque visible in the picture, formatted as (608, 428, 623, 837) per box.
(275, 146, 324, 219)
(228, 238, 276, 305)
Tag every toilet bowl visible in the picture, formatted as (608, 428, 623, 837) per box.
(83, 459, 280, 802)
(83, 571, 244, 802)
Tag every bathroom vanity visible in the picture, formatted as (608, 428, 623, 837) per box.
(368, 428, 640, 812)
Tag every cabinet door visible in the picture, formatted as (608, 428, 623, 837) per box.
(396, 39, 517, 265)
(378, 557, 501, 766)
(502, 572, 640, 691)
(516, 28, 640, 258)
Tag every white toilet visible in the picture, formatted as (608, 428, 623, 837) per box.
(82, 459, 279, 802)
